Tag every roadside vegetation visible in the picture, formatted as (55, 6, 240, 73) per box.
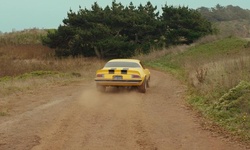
(0, 29, 105, 98)
(139, 5, 250, 140)
(144, 36, 250, 140)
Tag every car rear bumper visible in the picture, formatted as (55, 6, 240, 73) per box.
(95, 79, 142, 86)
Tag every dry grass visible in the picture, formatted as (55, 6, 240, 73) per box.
(0, 44, 105, 98)
(0, 45, 52, 76)
(0, 44, 104, 78)
(0, 44, 52, 59)
(188, 49, 250, 92)
(188, 54, 250, 98)
(0, 28, 46, 46)
(0, 58, 104, 98)
(195, 34, 222, 45)
(214, 20, 250, 38)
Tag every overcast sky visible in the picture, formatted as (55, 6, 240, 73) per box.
(1, 0, 250, 33)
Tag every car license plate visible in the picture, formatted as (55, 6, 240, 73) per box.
(113, 76, 122, 80)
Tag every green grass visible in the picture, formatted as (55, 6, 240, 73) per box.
(187, 37, 246, 56)
(145, 36, 250, 140)
(0, 112, 8, 116)
(145, 54, 183, 77)
(146, 37, 247, 78)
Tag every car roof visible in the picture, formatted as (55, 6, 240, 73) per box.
(108, 59, 140, 63)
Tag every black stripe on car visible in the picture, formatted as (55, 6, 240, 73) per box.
(121, 68, 129, 74)
(109, 68, 116, 74)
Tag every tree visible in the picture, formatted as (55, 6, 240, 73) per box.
(197, 4, 250, 22)
(43, 1, 213, 58)
(161, 5, 213, 45)
(43, 1, 161, 58)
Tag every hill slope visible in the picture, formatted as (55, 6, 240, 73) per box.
(145, 37, 250, 141)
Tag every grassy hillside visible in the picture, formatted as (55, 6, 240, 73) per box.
(145, 36, 250, 140)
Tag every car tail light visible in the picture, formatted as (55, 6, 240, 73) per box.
(131, 74, 140, 78)
(96, 74, 104, 78)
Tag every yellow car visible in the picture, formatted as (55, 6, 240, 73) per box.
(95, 59, 150, 93)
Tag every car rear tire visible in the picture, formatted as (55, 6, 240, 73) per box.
(146, 76, 150, 88)
(138, 79, 147, 93)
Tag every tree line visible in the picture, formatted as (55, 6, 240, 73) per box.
(197, 4, 250, 22)
(43, 1, 213, 58)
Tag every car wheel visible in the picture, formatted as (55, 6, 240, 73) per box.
(138, 79, 147, 93)
(97, 84, 106, 92)
(146, 76, 150, 88)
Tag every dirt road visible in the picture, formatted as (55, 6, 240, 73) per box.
(0, 70, 248, 150)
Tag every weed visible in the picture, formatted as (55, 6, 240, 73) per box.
(0, 76, 12, 82)
(0, 112, 7, 116)
(214, 81, 250, 114)
(244, 41, 250, 48)
(195, 68, 207, 83)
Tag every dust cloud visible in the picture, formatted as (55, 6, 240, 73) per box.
(77, 85, 145, 118)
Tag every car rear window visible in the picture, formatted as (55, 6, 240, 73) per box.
(104, 61, 141, 68)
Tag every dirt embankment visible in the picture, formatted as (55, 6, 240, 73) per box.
(0, 70, 248, 150)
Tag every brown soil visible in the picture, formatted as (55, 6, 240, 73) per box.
(0, 70, 248, 150)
